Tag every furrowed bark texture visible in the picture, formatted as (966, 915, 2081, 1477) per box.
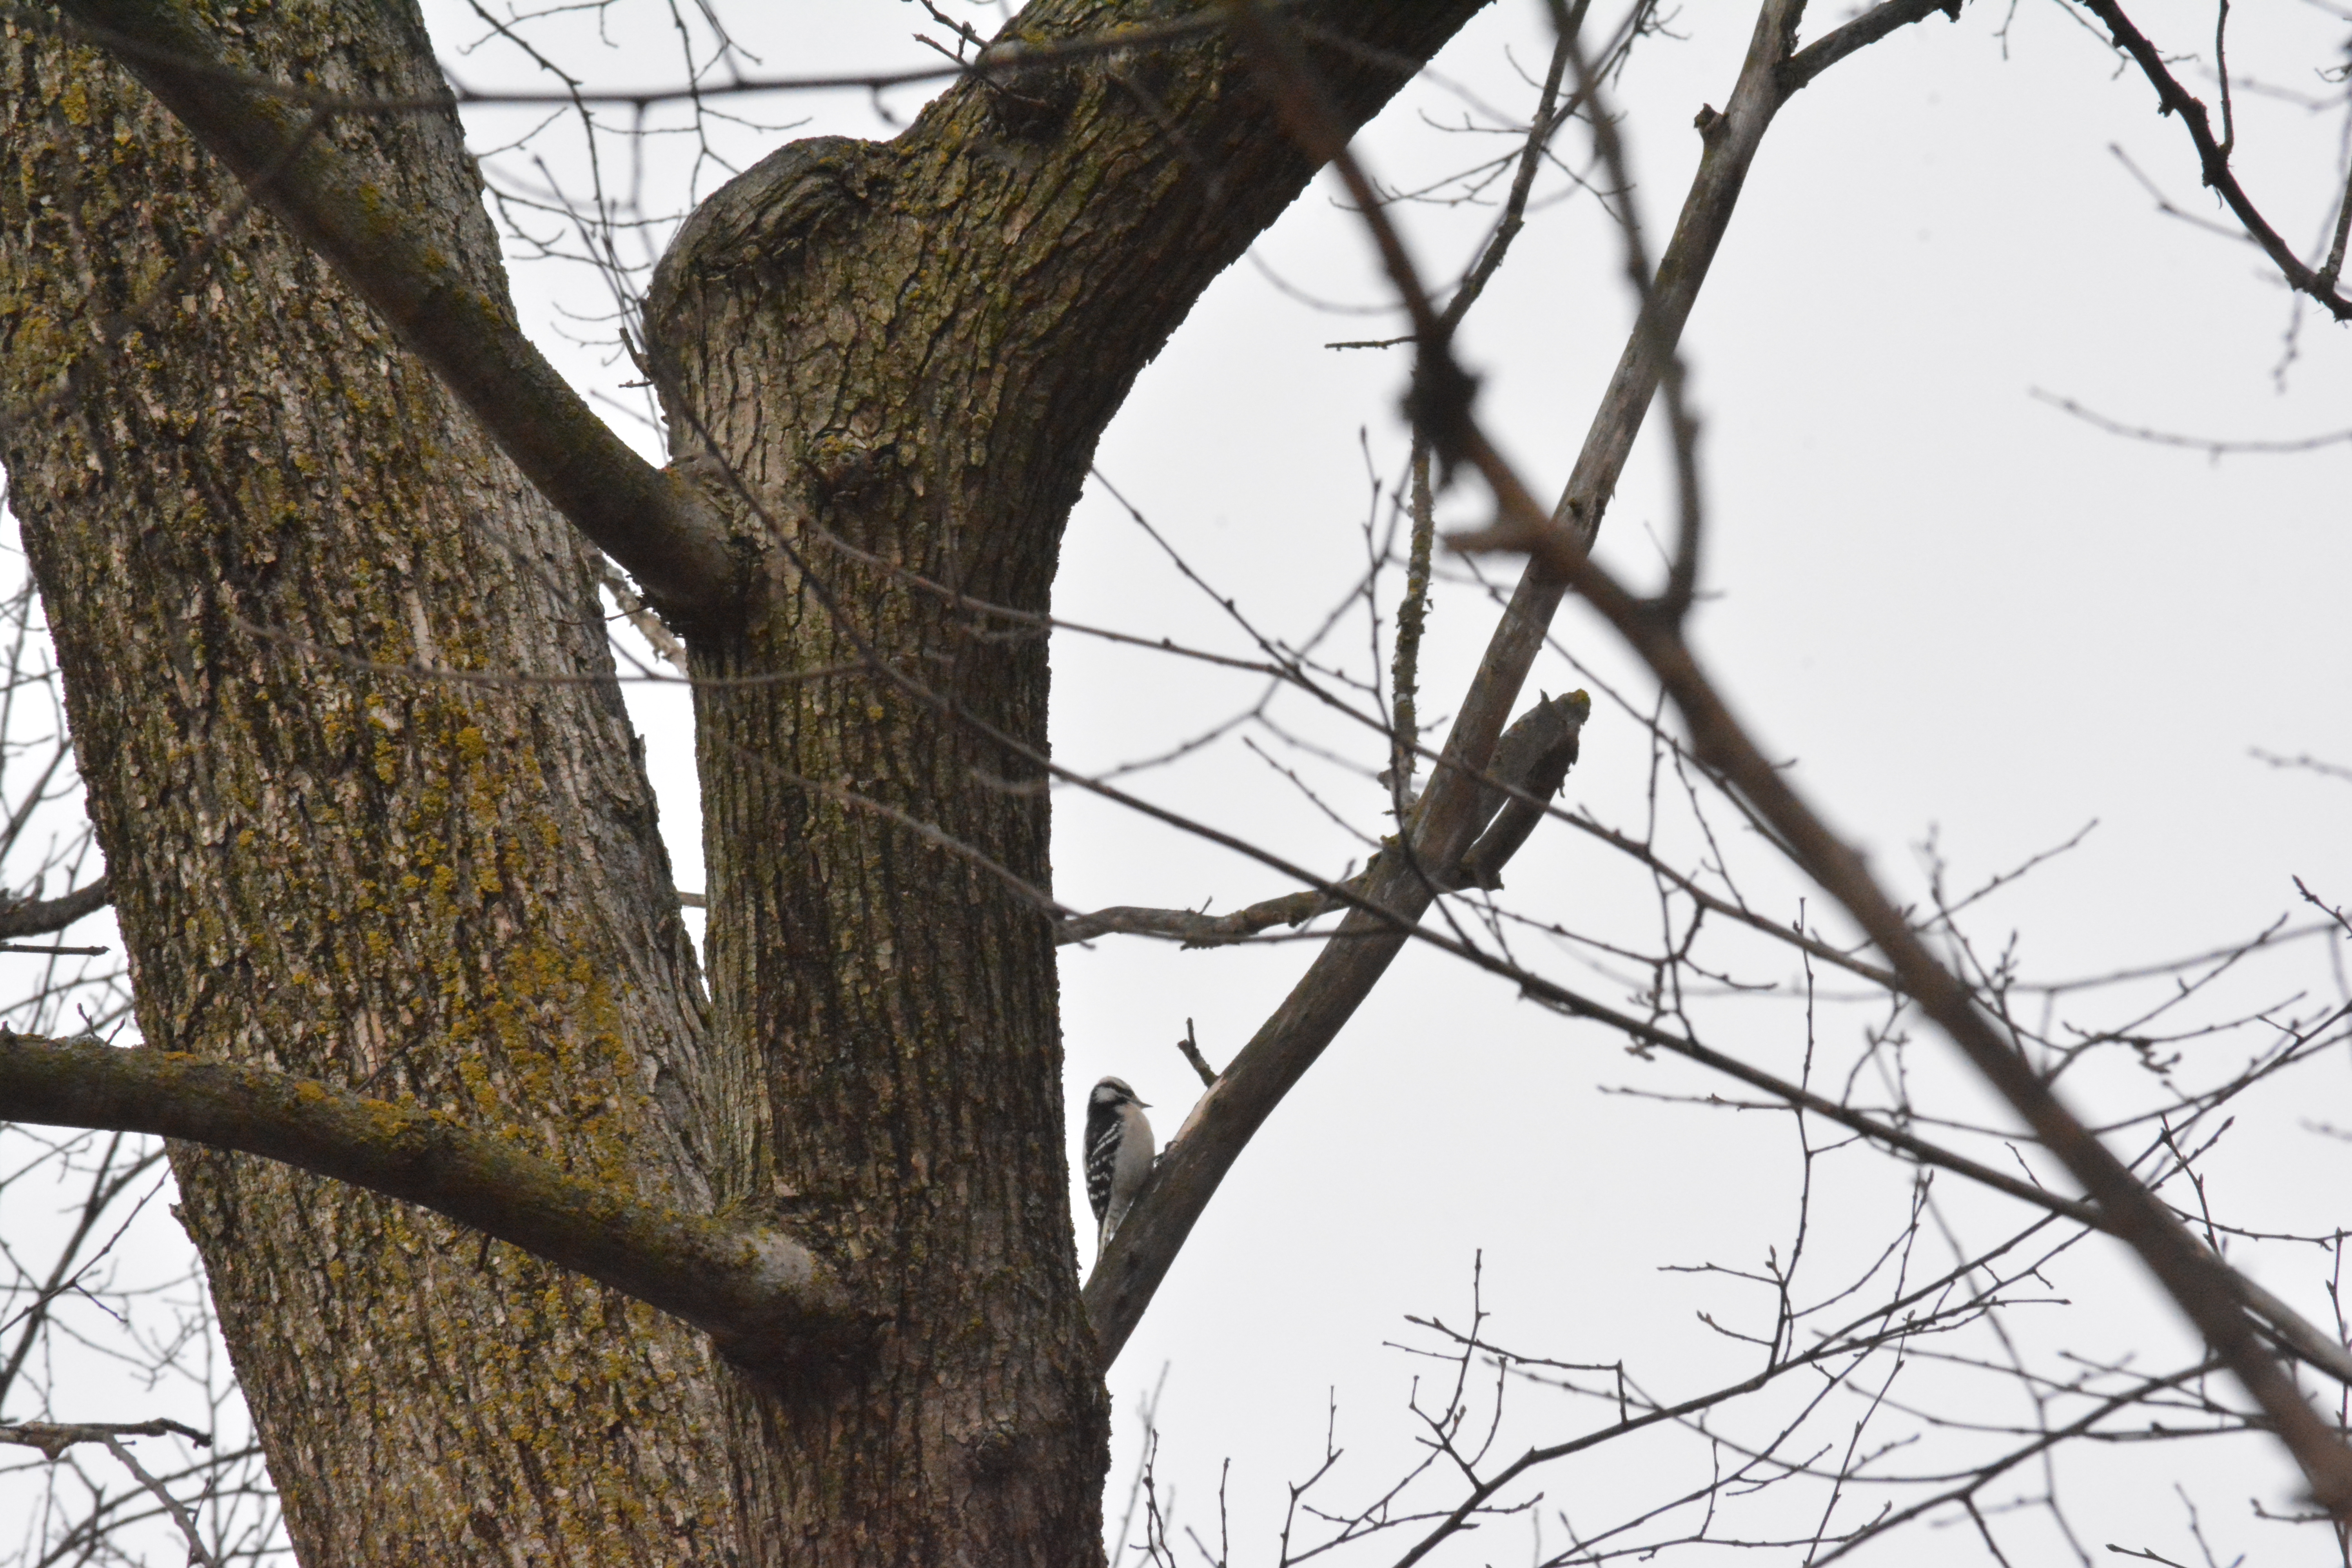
(643, 3, 1485, 1560)
(0, 7, 748, 1564)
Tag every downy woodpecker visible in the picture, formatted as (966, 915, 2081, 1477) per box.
(1085, 1076, 1154, 1257)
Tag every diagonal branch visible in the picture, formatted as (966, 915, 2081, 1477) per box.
(1085, 0, 1817, 1367)
(99, 1431, 221, 1568)
(0, 1033, 855, 1374)
(1296, 0, 2352, 1507)
(1418, 36, 2352, 1517)
(51, 0, 739, 617)
(1780, 0, 1963, 94)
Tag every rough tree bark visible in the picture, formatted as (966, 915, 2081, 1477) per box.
(0, 6, 748, 1561)
(0, 0, 1489, 1561)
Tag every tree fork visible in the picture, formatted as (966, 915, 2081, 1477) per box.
(642, 5, 1492, 1559)
(5, 1, 1499, 1562)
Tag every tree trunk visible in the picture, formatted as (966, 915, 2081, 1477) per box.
(0, 10, 745, 1562)
(0, 1, 1488, 1561)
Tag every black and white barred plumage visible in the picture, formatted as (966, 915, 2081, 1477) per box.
(1085, 1076, 1154, 1256)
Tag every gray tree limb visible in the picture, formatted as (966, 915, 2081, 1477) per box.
(0, 1034, 856, 1375)
(0, 876, 109, 939)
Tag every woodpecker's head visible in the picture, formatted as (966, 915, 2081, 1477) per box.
(1091, 1076, 1148, 1111)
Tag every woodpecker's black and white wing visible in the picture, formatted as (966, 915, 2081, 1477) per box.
(1085, 1091, 1122, 1227)
(1085, 1076, 1154, 1254)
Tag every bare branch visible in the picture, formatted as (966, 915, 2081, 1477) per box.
(1807, 1360, 2223, 1564)
(1058, 691, 1586, 946)
(2071, 0, 2352, 321)
(2321, 157, 2352, 292)
(1432, 15, 1579, 336)
(1, 1420, 223, 1568)
(0, 1417, 211, 1462)
(2034, 388, 2352, 455)
(1056, 888, 1331, 949)
(1176, 1021, 1219, 1088)
(0, 1033, 855, 1374)
(1387, 439, 1435, 802)
(100, 1432, 223, 1568)
(1193, 0, 2352, 1510)
(1085, 0, 1809, 1368)
(2254, 749, 2352, 785)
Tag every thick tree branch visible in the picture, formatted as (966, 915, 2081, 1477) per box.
(50, 0, 740, 616)
(1086, 0, 1809, 1371)
(0, 875, 108, 939)
(0, 1034, 856, 1374)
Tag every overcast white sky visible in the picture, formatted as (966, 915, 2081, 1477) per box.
(9, 1, 2352, 1562)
